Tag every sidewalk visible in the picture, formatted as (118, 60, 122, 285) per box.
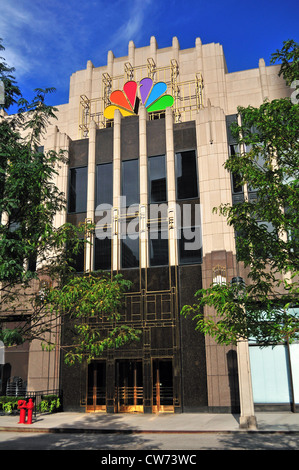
(1, 411, 299, 434)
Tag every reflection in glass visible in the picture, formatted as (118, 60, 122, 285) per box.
(178, 226, 202, 264)
(229, 145, 243, 194)
(175, 150, 198, 200)
(148, 155, 167, 203)
(121, 236, 139, 268)
(68, 167, 87, 213)
(96, 163, 113, 207)
(149, 230, 168, 266)
(94, 236, 111, 270)
(122, 159, 139, 207)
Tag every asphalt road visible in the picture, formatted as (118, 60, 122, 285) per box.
(0, 431, 298, 451)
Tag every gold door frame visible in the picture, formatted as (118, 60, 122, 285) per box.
(86, 361, 107, 413)
(115, 360, 143, 413)
(152, 358, 174, 413)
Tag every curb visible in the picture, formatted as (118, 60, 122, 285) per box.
(1, 426, 299, 435)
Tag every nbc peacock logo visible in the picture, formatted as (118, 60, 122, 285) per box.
(103, 77, 174, 120)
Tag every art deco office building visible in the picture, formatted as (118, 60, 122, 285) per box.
(2, 36, 298, 415)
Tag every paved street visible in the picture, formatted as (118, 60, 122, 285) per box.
(0, 430, 298, 451)
(1, 411, 299, 454)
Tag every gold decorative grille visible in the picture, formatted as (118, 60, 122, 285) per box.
(79, 58, 203, 138)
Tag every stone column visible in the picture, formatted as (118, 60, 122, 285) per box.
(112, 110, 121, 271)
(55, 131, 70, 228)
(195, 37, 203, 71)
(172, 36, 180, 63)
(107, 50, 114, 77)
(86, 60, 94, 98)
(86, 119, 97, 272)
(195, 38, 205, 108)
(259, 58, 269, 101)
(195, 104, 256, 423)
(27, 125, 70, 392)
(237, 339, 257, 429)
(165, 108, 178, 266)
(128, 40, 135, 68)
(139, 105, 148, 268)
(149, 36, 157, 64)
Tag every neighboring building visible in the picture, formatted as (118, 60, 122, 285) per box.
(1, 36, 298, 419)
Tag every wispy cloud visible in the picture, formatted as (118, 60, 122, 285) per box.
(107, 0, 154, 53)
(2, 0, 292, 110)
(0, 0, 155, 85)
(0, 2, 36, 76)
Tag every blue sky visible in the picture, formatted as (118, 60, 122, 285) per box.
(1, 0, 298, 110)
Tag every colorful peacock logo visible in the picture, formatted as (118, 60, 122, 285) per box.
(104, 77, 174, 119)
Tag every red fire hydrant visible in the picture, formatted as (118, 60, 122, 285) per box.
(26, 398, 34, 425)
(18, 400, 27, 424)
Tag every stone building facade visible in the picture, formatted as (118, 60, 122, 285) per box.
(2, 36, 297, 421)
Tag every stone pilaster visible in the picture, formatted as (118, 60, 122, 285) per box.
(86, 119, 97, 272)
(139, 105, 148, 268)
(112, 110, 121, 271)
(165, 108, 178, 266)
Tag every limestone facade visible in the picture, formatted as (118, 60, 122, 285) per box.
(3, 37, 293, 418)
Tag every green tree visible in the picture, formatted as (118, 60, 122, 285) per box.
(0, 40, 140, 358)
(0, 38, 85, 345)
(270, 39, 299, 87)
(181, 40, 299, 346)
(43, 272, 141, 364)
(0, 39, 21, 109)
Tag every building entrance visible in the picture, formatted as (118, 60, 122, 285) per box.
(153, 359, 174, 412)
(86, 358, 175, 413)
(115, 360, 143, 412)
(86, 361, 106, 412)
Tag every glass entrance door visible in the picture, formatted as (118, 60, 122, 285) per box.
(116, 360, 143, 412)
(86, 361, 106, 412)
(153, 359, 174, 412)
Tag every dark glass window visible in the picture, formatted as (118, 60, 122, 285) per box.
(121, 237, 139, 268)
(149, 230, 169, 266)
(96, 163, 113, 207)
(229, 145, 243, 194)
(121, 220, 139, 269)
(28, 252, 37, 272)
(68, 167, 87, 213)
(148, 155, 167, 203)
(122, 159, 139, 207)
(178, 226, 202, 264)
(94, 236, 111, 271)
(175, 150, 198, 200)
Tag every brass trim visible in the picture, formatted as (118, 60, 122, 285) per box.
(78, 59, 204, 138)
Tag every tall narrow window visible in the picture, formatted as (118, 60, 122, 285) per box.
(175, 150, 198, 200)
(122, 159, 139, 207)
(94, 236, 111, 271)
(149, 229, 169, 266)
(178, 226, 202, 264)
(121, 236, 139, 268)
(68, 167, 87, 213)
(121, 219, 139, 269)
(148, 155, 167, 203)
(229, 145, 243, 194)
(229, 145, 244, 205)
(96, 163, 113, 207)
